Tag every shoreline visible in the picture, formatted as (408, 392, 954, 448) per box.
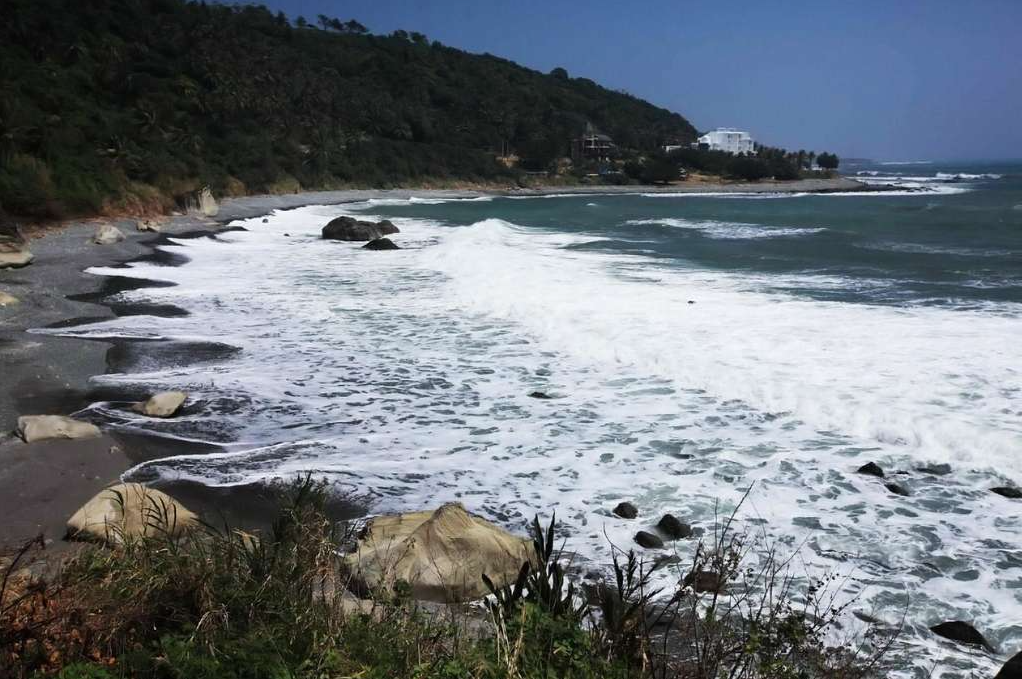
(0, 175, 897, 549)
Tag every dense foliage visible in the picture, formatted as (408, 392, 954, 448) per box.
(0, 0, 697, 218)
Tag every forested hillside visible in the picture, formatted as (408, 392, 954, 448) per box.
(0, 0, 697, 218)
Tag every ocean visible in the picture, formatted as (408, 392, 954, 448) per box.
(53, 161, 1021, 674)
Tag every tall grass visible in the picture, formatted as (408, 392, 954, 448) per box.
(1, 480, 895, 678)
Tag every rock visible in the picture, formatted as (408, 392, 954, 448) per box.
(528, 391, 553, 400)
(0, 246, 33, 269)
(132, 391, 187, 418)
(322, 216, 400, 242)
(136, 219, 161, 232)
(992, 486, 1022, 499)
(67, 483, 198, 544)
(198, 187, 218, 217)
(16, 415, 101, 443)
(262, 218, 269, 223)
(856, 462, 885, 478)
(634, 531, 664, 549)
(362, 238, 400, 250)
(683, 569, 724, 594)
(92, 223, 125, 245)
(656, 514, 692, 540)
(343, 503, 532, 603)
(0, 291, 19, 306)
(996, 650, 1022, 679)
(917, 463, 952, 476)
(929, 620, 994, 652)
(612, 502, 638, 519)
(885, 482, 910, 496)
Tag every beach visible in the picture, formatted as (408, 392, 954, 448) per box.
(0, 176, 880, 551)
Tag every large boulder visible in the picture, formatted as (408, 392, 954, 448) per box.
(16, 415, 101, 443)
(67, 483, 198, 544)
(996, 650, 1022, 679)
(322, 216, 399, 242)
(344, 503, 532, 603)
(132, 391, 187, 418)
(92, 223, 125, 245)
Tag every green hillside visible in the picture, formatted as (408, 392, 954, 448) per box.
(0, 0, 698, 218)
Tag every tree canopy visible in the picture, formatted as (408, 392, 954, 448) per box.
(0, 0, 698, 217)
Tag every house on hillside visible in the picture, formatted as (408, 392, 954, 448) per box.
(696, 128, 755, 155)
(571, 123, 616, 162)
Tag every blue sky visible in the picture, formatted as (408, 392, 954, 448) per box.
(263, 0, 1022, 161)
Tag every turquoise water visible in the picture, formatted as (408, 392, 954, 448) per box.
(57, 161, 1022, 675)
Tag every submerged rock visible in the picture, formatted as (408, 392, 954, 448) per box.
(885, 482, 911, 497)
(92, 223, 125, 245)
(132, 391, 188, 418)
(612, 502, 638, 519)
(856, 462, 885, 478)
(917, 463, 952, 476)
(929, 620, 994, 652)
(322, 216, 399, 242)
(634, 531, 663, 549)
(996, 650, 1022, 679)
(528, 391, 553, 400)
(343, 503, 532, 603)
(67, 483, 198, 544)
(656, 514, 692, 540)
(362, 237, 399, 250)
(16, 415, 101, 443)
(992, 486, 1022, 499)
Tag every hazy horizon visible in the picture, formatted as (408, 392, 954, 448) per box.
(263, 0, 1022, 162)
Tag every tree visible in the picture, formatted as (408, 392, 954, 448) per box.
(817, 152, 839, 170)
(641, 156, 681, 184)
(550, 67, 569, 80)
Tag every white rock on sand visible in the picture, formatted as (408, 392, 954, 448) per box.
(16, 415, 101, 443)
(0, 291, 19, 306)
(198, 187, 218, 217)
(344, 502, 533, 603)
(136, 219, 162, 232)
(92, 223, 125, 245)
(132, 391, 187, 417)
(67, 482, 198, 544)
(0, 246, 34, 269)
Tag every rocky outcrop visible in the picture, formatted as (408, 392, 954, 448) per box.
(343, 503, 532, 603)
(885, 482, 910, 497)
(67, 483, 198, 544)
(92, 223, 125, 245)
(16, 415, 101, 443)
(612, 502, 638, 519)
(0, 291, 19, 306)
(683, 569, 724, 594)
(362, 238, 399, 250)
(656, 514, 692, 540)
(132, 391, 187, 418)
(929, 620, 994, 652)
(992, 486, 1022, 499)
(322, 216, 399, 242)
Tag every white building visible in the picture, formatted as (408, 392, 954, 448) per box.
(697, 128, 755, 155)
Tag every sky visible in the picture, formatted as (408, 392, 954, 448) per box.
(261, 0, 1022, 161)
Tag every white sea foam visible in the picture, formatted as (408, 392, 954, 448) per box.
(625, 217, 826, 239)
(48, 202, 1022, 675)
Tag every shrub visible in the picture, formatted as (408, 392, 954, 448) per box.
(0, 154, 57, 217)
